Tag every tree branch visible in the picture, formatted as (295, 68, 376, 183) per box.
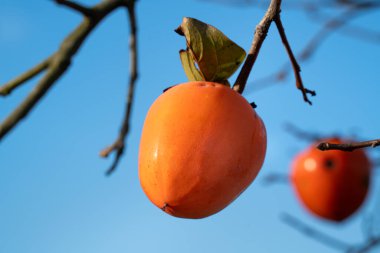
(246, 1, 380, 94)
(55, 0, 94, 17)
(0, 57, 51, 96)
(274, 15, 315, 105)
(233, 0, 282, 94)
(99, 0, 138, 175)
(0, 0, 130, 141)
(281, 213, 351, 251)
(317, 139, 380, 151)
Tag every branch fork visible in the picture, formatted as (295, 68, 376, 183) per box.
(233, 0, 315, 105)
(0, 0, 138, 175)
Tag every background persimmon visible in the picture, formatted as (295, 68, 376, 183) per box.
(290, 138, 372, 222)
(138, 81, 267, 219)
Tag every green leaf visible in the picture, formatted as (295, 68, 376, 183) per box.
(176, 17, 246, 84)
(179, 49, 204, 81)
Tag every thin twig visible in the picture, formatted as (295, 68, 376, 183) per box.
(317, 139, 380, 151)
(100, 0, 138, 175)
(233, 0, 282, 94)
(246, 2, 380, 93)
(0, 0, 130, 141)
(0, 57, 51, 96)
(274, 15, 315, 105)
(281, 213, 351, 251)
(54, 0, 94, 17)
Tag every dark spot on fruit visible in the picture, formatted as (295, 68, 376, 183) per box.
(324, 158, 335, 170)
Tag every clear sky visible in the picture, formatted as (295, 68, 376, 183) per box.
(1, 1, 379, 253)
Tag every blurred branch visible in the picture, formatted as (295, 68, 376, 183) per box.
(317, 139, 380, 151)
(285, 0, 380, 9)
(347, 237, 380, 253)
(284, 123, 380, 152)
(353, 195, 380, 253)
(282, 212, 380, 252)
(299, 4, 377, 61)
(99, 0, 138, 175)
(326, 22, 380, 44)
(233, 0, 282, 93)
(261, 172, 289, 185)
(281, 213, 351, 251)
(362, 213, 377, 241)
(274, 15, 315, 105)
(284, 122, 325, 142)
(307, 5, 380, 44)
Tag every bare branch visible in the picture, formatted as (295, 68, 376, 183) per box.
(231, 0, 316, 104)
(274, 15, 315, 105)
(251, 8, 359, 91)
(0, 57, 51, 96)
(100, 0, 138, 175)
(0, 0, 130, 141)
(233, 0, 282, 94)
(99, 139, 125, 175)
(54, 0, 94, 17)
(247, 1, 380, 93)
(281, 213, 351, 251)
(317, 139, 380, 151)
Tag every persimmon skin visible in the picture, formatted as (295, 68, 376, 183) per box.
(139, 81, 267, 219)
(291, 138, 371, 222)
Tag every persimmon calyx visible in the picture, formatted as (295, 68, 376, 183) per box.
(176, 17, 246, 85)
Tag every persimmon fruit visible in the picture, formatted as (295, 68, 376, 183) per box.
(139, 81, 267, 219)
(291, 138, 372, 222)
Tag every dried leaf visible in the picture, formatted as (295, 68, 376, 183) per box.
(176, 17, 246, 84)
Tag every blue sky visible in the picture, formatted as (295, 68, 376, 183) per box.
(1, 1, 379, 252)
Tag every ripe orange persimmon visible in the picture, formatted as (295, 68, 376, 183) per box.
(139, 81, 267, 219)
(291, 138, 372, 222)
